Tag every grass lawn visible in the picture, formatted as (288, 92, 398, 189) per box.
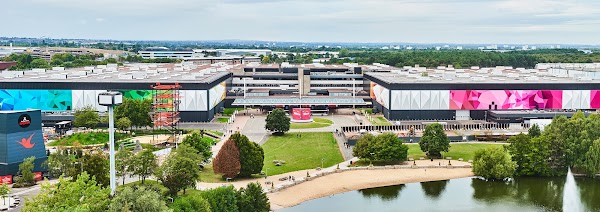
(223, 108, 244, 116)
(205, 130, 224, 137)
(290, 117, 333, 129)
(262, 132, 344, 176)
(48, 132, 130, 146)
(199, 163, 262, 183)
(216, 117, 230, 123)
(407, 143, 507, 161)
(371, 116, 392, 126)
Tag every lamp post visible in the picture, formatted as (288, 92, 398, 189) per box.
(98, 91, 123, 196)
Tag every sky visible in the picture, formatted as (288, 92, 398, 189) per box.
(4, 0, 600, 44)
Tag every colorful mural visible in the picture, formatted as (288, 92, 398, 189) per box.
(0, 90, 72, 111)
(121, 90, 153, 100)
(591, 90, 600, 109)
(449, 90, 563, 110)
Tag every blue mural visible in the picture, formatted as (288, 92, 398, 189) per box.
(0, 90, 72, 111)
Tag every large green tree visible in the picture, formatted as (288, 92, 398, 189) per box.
(23, 173, 111, 211)
(109, 186, 169, 212)
(171, 194, 212, 212)
(528, 124, 541, 138)
(132, 149, 158, 184)
(213, 138, 241, 178)
(156, 144, 203, 196)
(419, 123, 450, 158)
(115, 98, 152, 129)
(265, 108, 290, 134)
(73, 106, 99, 129)
(237, 182, 270, 212)
(182, 131, 213, 162)
(201, 185, 239, 212)
(583, 139, 600, 176)
(352, 133, 408, 162)
(82, 150, 109, 187)
(473, 147, 517, 180)
(116, 117, 132, 131)
(230, 133, 264, 177)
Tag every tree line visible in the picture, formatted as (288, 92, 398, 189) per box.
(326, 49, 600, 68)
(1, 53, 179, 71)
(474, 111, 600, 180)
(24, 131, 270, 211)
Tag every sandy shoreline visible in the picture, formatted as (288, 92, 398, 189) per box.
(267, 168, 473, 210)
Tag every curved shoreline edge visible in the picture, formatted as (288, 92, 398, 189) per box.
(267, 168, 474, 210)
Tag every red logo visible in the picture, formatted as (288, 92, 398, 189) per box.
(17, 133, 35, 149)
(0, 175, 12, 184)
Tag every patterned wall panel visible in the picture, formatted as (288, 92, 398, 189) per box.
(209, 82, 226, 109)
(420, 90, 431, 109)
(370, 82, 389, 109)
(0, 90, 72, 111)
(410, 91, 420, 109)
(390, 90, 402, 110)
(449, 90, 563, 110)
(400, 90, 411, 110)
(430, 90, 440, 110)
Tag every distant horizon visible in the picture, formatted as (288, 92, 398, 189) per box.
(1, 36, 598, 47)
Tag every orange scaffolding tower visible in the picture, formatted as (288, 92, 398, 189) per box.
(150, 82, 182, 145)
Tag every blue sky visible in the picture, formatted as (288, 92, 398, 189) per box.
(4, 0, 600, 44)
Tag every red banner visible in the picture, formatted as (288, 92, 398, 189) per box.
(301, 108, 311, 120)
(34, 172, 43, 181)
(0, 175, 12, 184)
(292, 108, 302, 120)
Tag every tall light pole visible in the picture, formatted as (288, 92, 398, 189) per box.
(98, 91, 123, 196)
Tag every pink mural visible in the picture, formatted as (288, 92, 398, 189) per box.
(591, 90, 600, 109)
(450, 90, 562, 110)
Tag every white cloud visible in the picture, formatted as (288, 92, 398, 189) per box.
(95, 18, 105, 23)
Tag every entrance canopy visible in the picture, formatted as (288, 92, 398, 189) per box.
(232, 97, 367, 106)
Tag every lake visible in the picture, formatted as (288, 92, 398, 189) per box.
(279, 177, 600, 212)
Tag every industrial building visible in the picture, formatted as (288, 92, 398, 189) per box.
(0, 63, 232, 123)
(364, 64, 600, 122)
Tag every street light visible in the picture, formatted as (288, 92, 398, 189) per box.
(98, 91, 123, 196)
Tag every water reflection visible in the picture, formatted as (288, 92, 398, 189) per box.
(281, 177, 600, 212)
(420, 180, 448, 199)
(358, 184, 405, 201)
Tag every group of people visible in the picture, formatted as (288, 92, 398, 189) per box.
(343, 142, 350, 149)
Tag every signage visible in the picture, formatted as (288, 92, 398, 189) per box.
(0, 175, 12, 184)
(18, 114, 31, 128)
(17, 133, 35, 149)
(292, 108, 311, 121)
(34, 172, 43, 181)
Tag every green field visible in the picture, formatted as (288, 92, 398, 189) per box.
(216, 117, 230, 123)
(48, 132, 130, 146)
(262, 132, 344, 176)
(290, 117, 334, 129)
(407, 143, 506, 161)
(371, 116, 392, 126)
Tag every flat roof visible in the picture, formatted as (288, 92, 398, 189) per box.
(0, 63, 236, 84)
(365, 67, 600, 85)
(232, 97, 367, 105)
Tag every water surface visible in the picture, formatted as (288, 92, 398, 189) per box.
(280, 177, 600, 212)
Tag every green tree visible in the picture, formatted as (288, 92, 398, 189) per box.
(201, 186, 238, 212)
(15, 156, 36, 187)
(109, 186, 169, 212)
(473, 147, 516, 180)
(116, 117, 132, 130)
(171, 194, 212, 212)
(156, 144, 203, 196)
(231, 133, 264, 177)
(182, 132, 213, 163)
(213, 138, 241, 178)
(115, 98, 152, 129)
(353, 134, 376, 160)
(265, 108, 290, 135)
(583, 139, 600, 176)
(237, 182, 270, 212)
(116, 148, 134, 185)
(23, 173, 111, 211)
(43, 149, 77, 178)
(82, 150, 109, 187)
(73, 106, 99, 129)
(419, 123, 450, 158)
(528, 124, 541, 138)
(0, 183, 10, 199)
(339, 48, 350, 57)
(132, 149, 158, 184)
(30, 58, 51, 69)
(373, 133, 409, 161)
